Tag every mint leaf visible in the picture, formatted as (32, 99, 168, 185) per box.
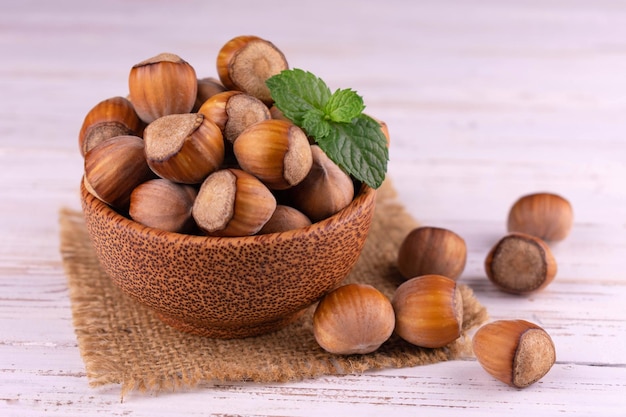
(301, 110, 331, 139)
(265, 69, 331, 125)
(315, 114, 388, 189)
(267, 68, 389, 189)
(325, 88, 364, 123)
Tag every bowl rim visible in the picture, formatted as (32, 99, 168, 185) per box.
(80, 177, 376, 243)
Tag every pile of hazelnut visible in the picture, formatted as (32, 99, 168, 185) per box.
(79, 36, 388, 237)
(314, 192, 573, 389)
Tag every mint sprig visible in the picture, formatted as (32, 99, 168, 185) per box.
(266, 69, 388, 189)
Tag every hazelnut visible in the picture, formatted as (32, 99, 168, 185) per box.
(233, 119, 312, 190)
(198, 91, 271, 143)
(397, 226, 467, 281)
(313, 283, 395, 355)
(128, 52, 197, 123)
(507, 192, 573, 242)
(472, 319, 556, 388)
(129, 179, 198, 233)
(143, 113, 225, 184)
(192, 168, 276, 236)
(269, 104, 289, 121)
(288, 145, 355, 222)
(78, 96, 144, 156)
(216, 35, 288, 105)
(83, 135, 154, 211)
(391, 274, 463, 348)
(82, 176, 101, 201)
(193, 77, 227, 112)
(485, 232, 557, 294)
(258, 205, 312, 234)
(198, 90, 241, 131)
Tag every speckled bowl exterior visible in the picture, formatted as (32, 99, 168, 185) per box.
(79, 179, 376, 339)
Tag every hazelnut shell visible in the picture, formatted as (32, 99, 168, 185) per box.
(392, 274, 463, 348)
(397, 226, 467, 281)
(473, 319, 556, 388)
(507, 192, 573, 242)
(313, 283, 395, 355)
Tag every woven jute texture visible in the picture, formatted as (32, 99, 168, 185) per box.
(59, 180, 488, 395)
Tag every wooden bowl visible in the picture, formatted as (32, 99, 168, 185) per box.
(79, 179, 376, 339)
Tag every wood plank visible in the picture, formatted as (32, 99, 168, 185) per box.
(2, 361, 625, 416)
(2, 0, 626, 415)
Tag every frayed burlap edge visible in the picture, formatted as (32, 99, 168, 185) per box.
(59, 179, 488, 396)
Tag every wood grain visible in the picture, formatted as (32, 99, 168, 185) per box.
(1, 0, 625, 415)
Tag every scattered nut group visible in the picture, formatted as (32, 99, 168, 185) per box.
(79, 35, 386, 236)
(313, 228, 469, 355)
(485, 192, 573, 294)
(313, 191, 574, 390)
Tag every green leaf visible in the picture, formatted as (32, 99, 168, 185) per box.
(301, 110, 331, 139)
(315, 115, 389, 189)
(266, 69, 331, 125)
(324, 88, 365, 123)
(266, 68, 389, 189)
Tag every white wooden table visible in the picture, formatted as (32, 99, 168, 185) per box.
(2, 0, 625, 415)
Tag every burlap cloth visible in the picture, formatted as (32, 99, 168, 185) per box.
(59, 179, 488, 395)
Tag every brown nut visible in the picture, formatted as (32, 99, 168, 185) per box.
(485, 232, 557, 294)
(128, 52, 198, 123)
(78, 96, 144, 156)
(313, 283, 395, 355)
(391, 274, 463, 348)
(472, 319, 556, 388)
(269, 104, 289, 121)
(82, 176, 101, 201)
(193, 77, 227, 112)
(233, 119, 312, 190)
(192, 168, 276, 236)
(84, 135, 154, 211)
(198, 91, 271, 143)
(198, 90, 242, 131)
(216, 35, 288, 105)
(507, 192, 573, 242)
(258, 205, 312, 234)
(129, 179, 198, 233)
(288, 145, 355, 222)
(143, 113, 225, 184)
(397, 226, 467, 281)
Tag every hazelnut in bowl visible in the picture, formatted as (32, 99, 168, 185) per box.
(77, 37, 389, 339)
(79, 177, 376, 339)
